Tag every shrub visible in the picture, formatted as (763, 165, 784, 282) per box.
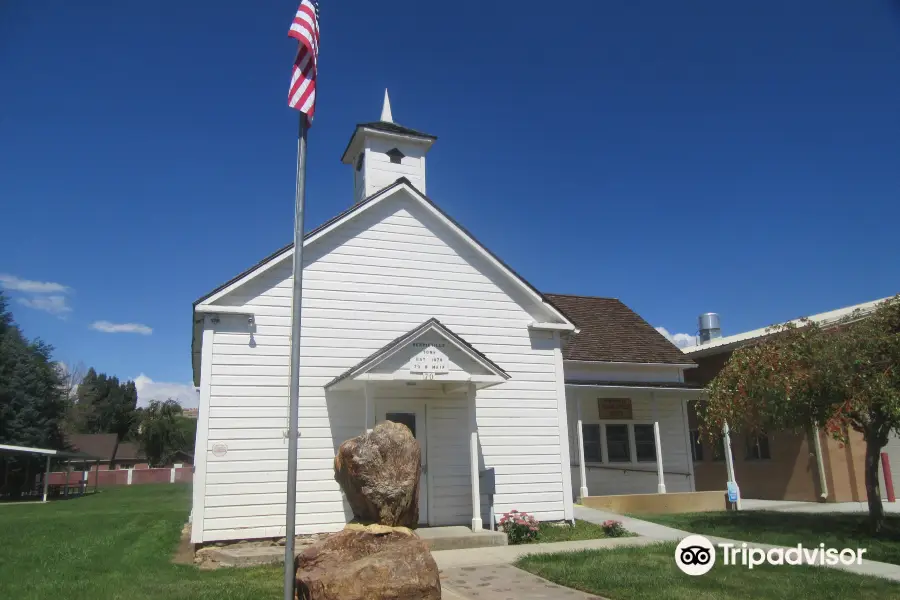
(601, 519, 627, 538)
(499, 510, 540, 544)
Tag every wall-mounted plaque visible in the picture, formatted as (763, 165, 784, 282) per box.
(598, 397, 633, 420)
(211, 442, 228, 457)
(409, 342, 449, 374)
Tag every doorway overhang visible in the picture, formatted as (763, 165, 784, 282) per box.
(325, 318, 510, 392)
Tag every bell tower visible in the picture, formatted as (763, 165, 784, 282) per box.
(341, 90, 437, 203)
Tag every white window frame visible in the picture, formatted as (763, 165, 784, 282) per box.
(581, 421, 659, 467)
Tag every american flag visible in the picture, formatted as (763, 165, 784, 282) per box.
(288, 0, 320, 123)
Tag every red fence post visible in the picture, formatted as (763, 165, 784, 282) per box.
(882, 452, 895, 503)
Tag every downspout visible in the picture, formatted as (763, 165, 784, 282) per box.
(811, 423, 829, 501)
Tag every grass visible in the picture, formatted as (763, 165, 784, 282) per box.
(516, 543, 899, 600)
(531, 519, 629, 543)
(635, 511, 900, 566)
(0, 484, 282, 600)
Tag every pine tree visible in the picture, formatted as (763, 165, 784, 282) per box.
(0, 293, 68, 495)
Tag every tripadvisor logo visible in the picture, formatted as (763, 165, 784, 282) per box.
(675, 535, 868, 575)
(675, 535, 716, 576)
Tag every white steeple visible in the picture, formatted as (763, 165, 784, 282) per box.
(341, 92, 437, 203)
(380, 89, 393, 123)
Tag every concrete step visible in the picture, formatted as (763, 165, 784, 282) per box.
(416, 526, 508, 551)
(205, 527, 508, 568)
(205, 545, 287, 568)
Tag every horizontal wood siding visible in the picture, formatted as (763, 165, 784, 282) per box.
(198, 191, 566, 541)
(567, 387, 693, 497)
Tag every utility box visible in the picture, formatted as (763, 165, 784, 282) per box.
(479, 468, 495, 495)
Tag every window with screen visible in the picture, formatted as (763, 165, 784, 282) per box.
(745, 434, 771, 460)
(712, 437, 727, 462)
(582, 424, 601, 462)
(605, 424, 630, 462)
(690, 430, 704, 462)
(633, 424, 657, 462)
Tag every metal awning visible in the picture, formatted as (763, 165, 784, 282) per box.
(0, 444, 103, 502)
(0, 444, 100, 461)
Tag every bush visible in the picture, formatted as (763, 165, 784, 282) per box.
(499, 510, 540, 544)
(601, 519, 627, 537)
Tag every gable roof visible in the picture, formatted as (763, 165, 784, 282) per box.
(67, 434, 118, 461)
(544, 293, 695, 366)
(194, 179, 572, 325)
(114, 442, 146, 462)
(326, 318, 510, 389)
(192, 178, 574, 385)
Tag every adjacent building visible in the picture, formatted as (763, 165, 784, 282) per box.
(683, 297, 899, 503)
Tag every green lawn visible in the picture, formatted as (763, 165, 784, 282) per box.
(533, 519, 629, 543)
(636, 511, 900, 566)
(517, 543, 899, 600)
(0, 485, 282, 600)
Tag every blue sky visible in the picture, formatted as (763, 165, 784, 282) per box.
(2, 1, 899, 406)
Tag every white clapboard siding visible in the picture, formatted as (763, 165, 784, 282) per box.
(195, 191, 568, 542)
(566, 388, 693, 497)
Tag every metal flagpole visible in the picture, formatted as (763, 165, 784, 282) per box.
(284, 113, 309, 600)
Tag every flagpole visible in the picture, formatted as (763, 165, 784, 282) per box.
(284, 112, 308, 600)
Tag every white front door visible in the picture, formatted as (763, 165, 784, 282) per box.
(376, 400, 428, 525)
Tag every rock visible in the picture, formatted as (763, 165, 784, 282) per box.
(295, 525, 440, 600)
(334, 421, 421, 527)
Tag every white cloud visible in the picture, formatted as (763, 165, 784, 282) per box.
(656, 326, 698, 349)
(17, 295, 72, 316)
(133, 373, 199, 408)
(91, 321, 153, 335)
(0, 273, 69, 294)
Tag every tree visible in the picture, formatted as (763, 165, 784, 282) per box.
(138, 400, 185, 467)
(699, 295, 900, 532)
(0, 293, 68, 495)
(174, 415, 198, 458)
(70, 368, 139, 466)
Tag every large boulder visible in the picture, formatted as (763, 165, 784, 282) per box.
(295, 524, 441, 600)
(334, 421, 420, 527)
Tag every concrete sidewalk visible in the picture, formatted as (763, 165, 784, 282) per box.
(740, 499, 900, 513)
(432, 535, 660, 569)
(574, 504, 688, 540)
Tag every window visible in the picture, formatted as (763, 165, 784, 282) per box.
(385, 412, 416, 438)
(386, 148, 405, 164)
(712, 437, 728, 462)
(606, 425, 631, 462)
(746, 434, 771, 460)
(355, 153, 364, 171)
(633, 425, 656, 463)
(690, 430, 704, 462)
(582, 424, 601, 462)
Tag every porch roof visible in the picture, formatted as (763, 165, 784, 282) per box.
(565, 380, 704, 392)
(325, 318, 510, 390)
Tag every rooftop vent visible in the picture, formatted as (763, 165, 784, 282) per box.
(698, 313, 721, 344)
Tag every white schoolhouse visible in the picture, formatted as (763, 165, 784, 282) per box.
(189, 96, 701, 543)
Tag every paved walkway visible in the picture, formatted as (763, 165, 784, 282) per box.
(441, 564, 605, 600)
(435, 504, 900, 597)
(740, 499, 900, 513)
(432, 535, 659, 570)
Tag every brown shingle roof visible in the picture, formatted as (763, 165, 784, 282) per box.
(67, 434, 118, 461)
(545, 293, 695, 366)
(114, 442, 145, 462)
